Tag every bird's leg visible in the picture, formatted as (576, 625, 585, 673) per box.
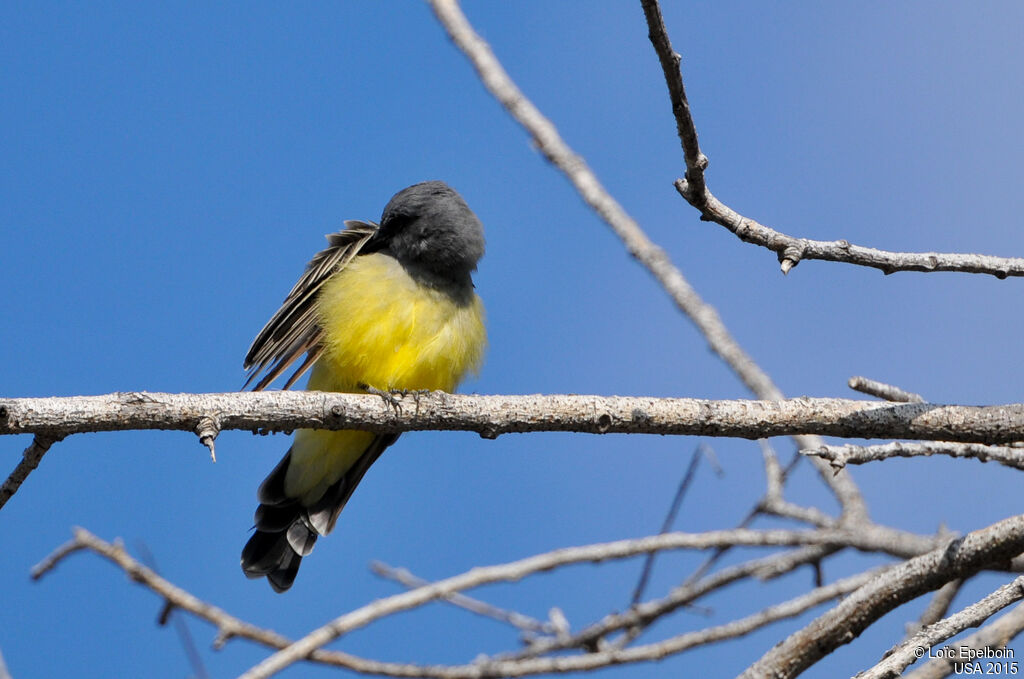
(358, 383, 404, 414)
(391, 388, 432, 415)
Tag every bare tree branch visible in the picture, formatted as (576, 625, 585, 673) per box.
(633, 0, 868, 520)
(638, 0, 706, 201)
(0, 434, 61, 511)
(370, 561, 553, 637)
(905, 602, 1024, 679)
(30, 528, 481, 676)
(37, 527, 899, 679)
(759, 441, 835, 528)
(848, 376, 926, 403)
(33, 521, 1024, 679)
(5, 392, 1024, 447)
(241, 521, 964, 678)
(10, 389, 1024, 515)
(859, 576, 1024, 679)
(806, 442, 1024, 472)
(504, 545, 840, 661)
(738, 514, 1024, 679)
(631, 444, 708, 605)
(684, 184, 1024, 278)
(640, 0, 1024, 279)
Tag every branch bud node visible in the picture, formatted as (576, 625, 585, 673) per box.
(195, 415, 221, 462)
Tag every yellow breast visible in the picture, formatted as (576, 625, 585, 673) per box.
(311, 252, 486, 394)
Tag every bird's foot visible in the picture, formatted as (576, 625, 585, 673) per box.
(359, 383, 405, 414)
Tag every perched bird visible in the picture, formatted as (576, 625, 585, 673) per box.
(240, 181, 487, 592)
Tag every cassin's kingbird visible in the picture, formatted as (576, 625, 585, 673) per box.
(240, 181, 486, 592)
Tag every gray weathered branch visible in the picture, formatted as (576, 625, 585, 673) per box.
(370, 561, 554, 636)
(239, 525, 943, 679)
(738, 514, 1024, 679)
(641, 1, 1024, 279)
(806, 442, 1024, 472)
(859, 576, 1024, 679)
(32, 520, 1024, 679)
(905, 601, 1024, 679)
(0, 434, 61, 510)
(848, 376, 926, 403)
(682, 185, 1024, 278)
(5, 391, 1024, 444)
(31, 527, 892, 679)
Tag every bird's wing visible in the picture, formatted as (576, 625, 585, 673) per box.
(243, 220, 378, 391)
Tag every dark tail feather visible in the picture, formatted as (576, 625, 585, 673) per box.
(240, 529, 307, 592)
(241, 448, 318, 592)
(240, 435, 398, 592)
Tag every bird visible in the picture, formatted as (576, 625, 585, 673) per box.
(240, 181, 487, 592)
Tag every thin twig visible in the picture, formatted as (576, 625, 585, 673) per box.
(638, 0, 706, 201)
(631, 444, 707, 605)
(905, 602, 1024, 679)
(859, 576, 1024, 679)
(370, 561, 553, 636)
(677, 447, 805, 598)
(759, 440, 835, 528)
(503, 545, 839, 661)
(613, 444, 718, 650)
(848, 376, 926, 403)
(687, 184, 1024, 278)
(806, 442, 1024, 472)
(0, 434, 61, 510)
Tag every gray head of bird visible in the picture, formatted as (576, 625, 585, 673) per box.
(375, 181, 485, 285)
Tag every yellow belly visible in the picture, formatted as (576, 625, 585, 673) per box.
(314, 252, 486, 393)
(285, 252, 486, 503)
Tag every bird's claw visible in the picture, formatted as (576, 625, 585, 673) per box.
(359, 383, 405, 414)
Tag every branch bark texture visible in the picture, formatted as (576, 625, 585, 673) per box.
(738, 514, 1024, 679)
(5, 391, 1024, 444)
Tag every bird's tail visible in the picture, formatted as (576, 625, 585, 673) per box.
(240, 434, 397, 592)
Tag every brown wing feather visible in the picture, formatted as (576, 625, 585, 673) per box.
(243, 220, 378, 391)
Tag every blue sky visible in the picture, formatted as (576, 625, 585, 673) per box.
(3, 2, 1024, 678)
